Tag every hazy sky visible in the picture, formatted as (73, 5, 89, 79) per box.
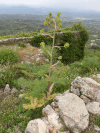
(0, 0, 100, 11)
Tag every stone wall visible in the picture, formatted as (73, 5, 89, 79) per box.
(0, 31, 79, 46)
(0, 36, 34, 45)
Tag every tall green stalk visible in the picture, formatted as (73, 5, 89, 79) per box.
(40, 12, 69, 98)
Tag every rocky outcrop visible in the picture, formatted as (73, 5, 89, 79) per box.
(1, 74, 100, 133)
(25, 74, 100, 133)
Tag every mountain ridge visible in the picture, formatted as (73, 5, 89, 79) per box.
(0, 4, 100, 19)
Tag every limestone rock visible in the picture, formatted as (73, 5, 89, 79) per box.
(54, 93, 89, 133)
(19, 94, 23, 98)
(86, 102, 100, 115)
(25, 119, 47, 133)
(42, 105, 63, 130)
(11, 87, 18, 95)
(4, 84, 11, 96)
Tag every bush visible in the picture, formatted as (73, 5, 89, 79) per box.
(30, 34, 47, 48)
(0, 68, 18, 89)
(0, 47, 23, 88)
(0, 48, 20, 66)
(69, 56, 100, 75)
(18, 42, 26, 48)
(55, 22, 89, 66)
(92, 50, 100, 60)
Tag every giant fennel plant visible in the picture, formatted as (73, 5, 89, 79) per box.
(40, 12, 69, 98)
(22, 12, 69, 110)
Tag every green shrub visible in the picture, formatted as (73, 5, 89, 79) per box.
(71, 21, 87, 31)
(30, 34, 47, 48)
(55, 22, 89, 66)
(18, 42, 26, 48)
(0, 68, 18, 89)
(0, 48, 20, 65)
(92, 50, 100, 60)
(69, 56, 100, 75)
(0, 47, 22, 88)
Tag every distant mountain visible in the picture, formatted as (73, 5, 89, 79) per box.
(0, 4, 100, 19)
